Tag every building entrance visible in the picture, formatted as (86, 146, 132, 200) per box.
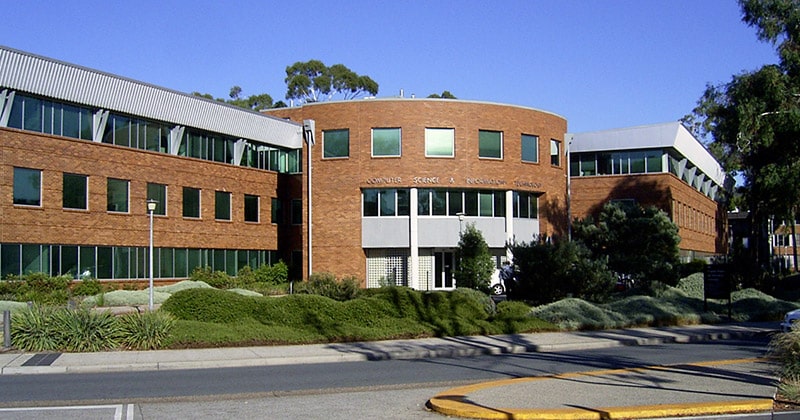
(433, 251, 455, 289)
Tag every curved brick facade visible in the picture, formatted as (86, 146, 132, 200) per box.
(267, 99, 568, 287)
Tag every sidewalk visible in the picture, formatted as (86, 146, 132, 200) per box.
(0, 322, 790, 419)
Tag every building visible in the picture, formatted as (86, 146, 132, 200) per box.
(568, 122, 729, 260)
(266, 99, 568, 289)
(1, 46, 730, 288)
(0, 46, 305, 281)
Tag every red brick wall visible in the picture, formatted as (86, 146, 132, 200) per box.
(267, 99, 568, 281)
(570, 173, 727, 255)
(1, 128, 280, 250)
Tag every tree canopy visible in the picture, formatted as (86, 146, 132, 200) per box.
(682, 0, 800, 267)
(191, 86, 280, 111)
(284, 60, 378, 104)
(427, 90, 457, 99)
(453, 223, 495, 292)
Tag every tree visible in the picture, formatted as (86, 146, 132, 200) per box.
(682, 0, 800, 270)
(427, 91, 457, 99)
(192, 87, 275, 111)
(285, 60, 378, 104)
(453, 223, 495, 293)
(509, 235, 614, 305)
(572, 202, 681, 291)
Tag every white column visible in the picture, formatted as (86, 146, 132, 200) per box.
(409, 188, 419, 290)
(505, 190, 514, 260)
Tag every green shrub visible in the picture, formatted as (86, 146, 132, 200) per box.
(155, 280, 212, 294)
(24, 272, 71, 294)
(190, 266, 235, 289)
(771, 327, 800, 403)
(55, 308, 121, 352)
(679, 259, 707, 277)
(119, 311, 176, 350)
(453, 288, 496, 316)
(253, 261, 290, 284)
(11, 305, 62, 351)
(162, 288, 258, 323)
(72, 278, 103, 296)
(495, 300, 532, 320)
(298, 273, 361, 301)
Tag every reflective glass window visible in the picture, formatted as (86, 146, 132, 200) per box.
(323, 129, 349, 158)
(183, 187, 201, 218)
(13, 167, 41, 206)
(63, 173, 88, 210)
(425, 128, 454, 157)
(147, 183, 167, 216)
(550, 139, 561, 166)
(107, 178, 129, 212)
(363, 189, 379, 216)
(478, 130, 502, 159)
(521, 134, 539, 163)
(244, 194, 259, 222)
(372, 128, 401, 157)
(215, 191, 231, 220)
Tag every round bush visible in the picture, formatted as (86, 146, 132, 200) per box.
(161, 288, 258, 323)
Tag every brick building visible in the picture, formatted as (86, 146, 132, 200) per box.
(568, 122, 729, 259)
(266, 99, 568, 289)
(0, 46, 305, 281)
(1, 46, 728, 288)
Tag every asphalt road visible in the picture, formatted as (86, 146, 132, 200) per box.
(0, 337, 772, 419)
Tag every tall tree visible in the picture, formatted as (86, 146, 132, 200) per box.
(285, 60, 378, 104)
(192, 87, 274, 111)
(453, 223, 495, 293)
(682, 0, 800, 268)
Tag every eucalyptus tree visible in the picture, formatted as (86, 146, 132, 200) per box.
(284, 60, 378, 104)
(682, 0, 800, 268)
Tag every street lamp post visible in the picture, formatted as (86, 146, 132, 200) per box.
(457, 212, 465, 236)
(146, 199, 158, 311)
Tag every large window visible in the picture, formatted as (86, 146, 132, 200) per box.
(550, 139, 561, 166)
(478, 130, 502, 159)
(571, 150, 665, 177)
(107, 178, 129, 213)
(215, 191, 231, 221)
(13, 167, 42, 206)
(425, 128, 455, 157)
(146, 183, 167, 216)
(362, 189, 410, 217)
(521, 134, 539, 163)
(244, 194, 259, 222)
(372, 128, 401, 157)
(7, 94, 93, 140)
(183, 187, 201, 218)
(323, 129, 349, 158)
(63, 173, 88, 210)
(417, 189, 505, 217)
(513, 191, 539, 219)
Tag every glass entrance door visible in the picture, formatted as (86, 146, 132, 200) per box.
(434, 251, 455, 289)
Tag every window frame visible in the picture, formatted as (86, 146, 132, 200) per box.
(146, 183, 167, 216)
(215, 191, 232, 221)
(550, 139, 561, 166)
(106, 178, 130, 213)
(371, 127, 402, 157)
(63, 173, 88, 210)
(322, 129, 350, 159)
(425, 128, 455, 158)
(521, 134, 539, 163)
(13, 167, 42, 207)
(244, 194, 259, 223)
(183, 187, 202, 219)
(478, 130, 503, 159)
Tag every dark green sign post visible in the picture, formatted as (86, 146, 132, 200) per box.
(704, 263, 732, 319)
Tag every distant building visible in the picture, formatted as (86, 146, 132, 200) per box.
(568, 122, 729, 260)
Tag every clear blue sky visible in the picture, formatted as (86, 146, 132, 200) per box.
(2, 0, 778, 133)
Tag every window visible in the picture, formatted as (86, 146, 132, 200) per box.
(291, 199, 302, 225)
(63, 173, 88, 210)
(363, 189, 410, 217)
(372, 128, 401, 157)
(244, 194, 259, 222)
(521, 134, 539, 163)
(13, 167, 42, 206)
(425, 128, 454, 157)
(323, 129, 349, 158)
(478, 130, 502, 159)
(550, 139, 561, 166)
(146, 183, 167, 216)
(271, 198, 282, 224)
(645, 150, 663, 172)
(215, 191, 231, 220)
(107, 178, 129, 212)
(513, 191, 539, 219)
(183, 187, 201, 218)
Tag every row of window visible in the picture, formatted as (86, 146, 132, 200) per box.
(5, 92, 301, 173)
(13, 167, 304, 224)
(362, 188, 539, 219)
(0, 243, 278, 279)
(324, 128, 562, 165)
(569, 149, 664, 177)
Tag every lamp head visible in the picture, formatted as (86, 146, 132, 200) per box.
(146, 199, 158, 213)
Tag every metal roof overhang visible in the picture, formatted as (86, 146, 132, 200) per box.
(0, 46, 303, 149)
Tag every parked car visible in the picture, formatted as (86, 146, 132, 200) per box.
(781, 309, 800, 332)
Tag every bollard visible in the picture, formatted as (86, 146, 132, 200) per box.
(3, 310, 9, 348)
